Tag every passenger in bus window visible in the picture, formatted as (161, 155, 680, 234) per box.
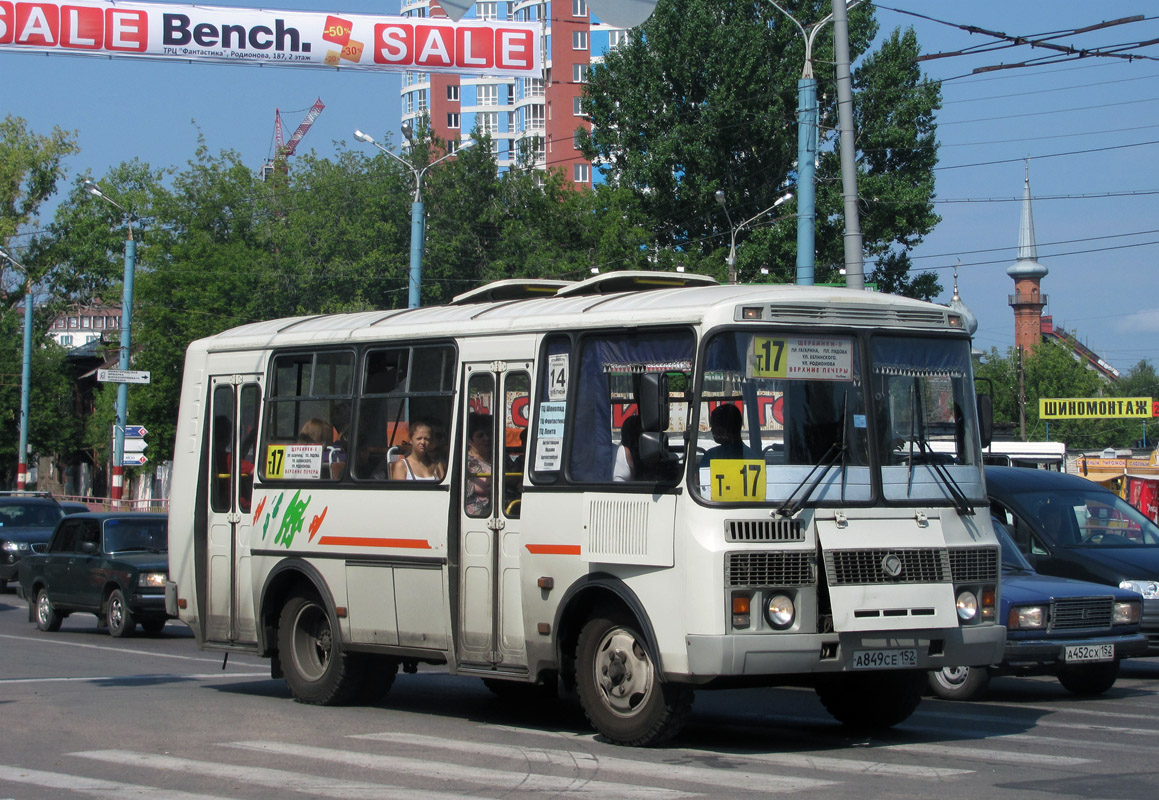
(614, 415, 642, 481)
(465, 413, 493, 517)
(299, 417, 345, 479)
(698, 404, 758, 466)
(391, 420, 446, 481)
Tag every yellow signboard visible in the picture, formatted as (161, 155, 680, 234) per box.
(1038, 397, 1153, 420)
(708, 459, 767, 502)
(265, 445, 286, 479)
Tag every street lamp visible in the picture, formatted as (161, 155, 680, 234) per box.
(768, 0, 859, 286)
(354, 129, 474, 309)
(715, 190, 792, 285)
(0, 246, 34, 490)
(82, 179, 135, 505)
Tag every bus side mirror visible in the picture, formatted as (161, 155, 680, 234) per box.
(638, 431, 668, 464)
(638, 373, 669, 433)
(976, 393, 993, 448)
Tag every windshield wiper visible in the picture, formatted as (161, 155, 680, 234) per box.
(778, 392, 849, 518)
(904, 382, 973, 516)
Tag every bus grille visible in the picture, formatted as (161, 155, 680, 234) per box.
(1052, 597, 1113, 631)
(947, 547, 999, 583)
(764, 304, 949, 328)
(824, 548, 950, 585)
(726, 518, 805, 543)
(726, 552, 816, 587)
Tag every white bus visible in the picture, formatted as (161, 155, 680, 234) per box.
(921, 440, 1067, 471)
(167, 272, 1004, 746)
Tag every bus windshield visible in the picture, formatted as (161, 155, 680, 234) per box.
(693, 331, 984, 509)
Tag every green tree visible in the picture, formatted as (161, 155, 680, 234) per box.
(0, 115, 78, 248)
(578, 0, 942, 297)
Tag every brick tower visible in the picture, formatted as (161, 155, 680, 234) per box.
(1007, 161, 1048, 355)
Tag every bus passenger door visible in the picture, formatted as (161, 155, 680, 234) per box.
(457, 363, 530, 671)
(205, 377, 261, 645)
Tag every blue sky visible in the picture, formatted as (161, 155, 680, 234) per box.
(4, 1, 1159, 372)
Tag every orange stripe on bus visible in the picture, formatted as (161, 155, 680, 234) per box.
(316, 536, 432, 549)
(525, 544, 582, 555)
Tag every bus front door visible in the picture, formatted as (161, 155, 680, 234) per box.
(457, 363, 530, 672)
(204, 377, 261, 646)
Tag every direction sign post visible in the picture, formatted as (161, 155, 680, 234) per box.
(121, 453, 149, 467)
(97, 369, 151, 385)
(124, 439, 148, 454)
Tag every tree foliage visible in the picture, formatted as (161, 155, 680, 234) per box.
(578, 0, 942, 296)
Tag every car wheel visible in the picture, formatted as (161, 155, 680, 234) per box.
(927, 665, 991, 701)
(816, 670, 925, 729)
(35, 588, 63, 632)
(106, 589, 136, 637)
(1058, 660, 1119, 696)
(278, 590, 365, 705)
(141, 619, 167, 636)
(575, 612, 693, 746)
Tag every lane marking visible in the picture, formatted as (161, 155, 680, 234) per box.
(0, 632, 260, 666)
(871, 742, 1092, 766)
(352, 732, 842, 792)
(0, 763, 230, 800)
(0, 672, 268, 685)
(479, 726, 972, 779)
(72, 750, 470, 800)
(229, 740, 710, 798)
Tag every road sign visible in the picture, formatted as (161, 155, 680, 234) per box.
(124, 425, 148, 438)
(98, 369, 151, 384)
(124, 439, 148, 453)
(121, 454, 149, 466)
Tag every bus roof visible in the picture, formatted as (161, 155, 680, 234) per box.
(190, 275, 967, 354)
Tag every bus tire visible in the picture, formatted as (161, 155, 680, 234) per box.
(278, 591, 364, 706)
(927, 665, 990, 701)
(355, 655, 399, 704)
(575, 613, 693, 746)
(816, 670, 924, 729)
(1058, 660, 1119, 696)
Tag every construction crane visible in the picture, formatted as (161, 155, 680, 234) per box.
(261, 97, 325, 181)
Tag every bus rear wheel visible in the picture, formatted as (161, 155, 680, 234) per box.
(817, 670, 924, 729)
(278, 591, 364, 705)
(575, 613, 693, 746)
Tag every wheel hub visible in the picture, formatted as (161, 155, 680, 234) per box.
(595, 628, 653, 715)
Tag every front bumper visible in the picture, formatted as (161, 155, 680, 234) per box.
(686, 625, 1005, 677)
(1003, 632, 1149, 667)
(0, 560, 21, 582)
(129, 591, 169, 619)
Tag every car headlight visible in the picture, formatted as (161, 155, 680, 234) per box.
(765, 593, 795, 630)
(138, 572, 167, 588)
(956, 590, 978, 621)
(1114, 600, 1142, 625)
(1009, 605, 1046, 630)
(2, 541, 29, 552)
(1119, 580, 1159, 599)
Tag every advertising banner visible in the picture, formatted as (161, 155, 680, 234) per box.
(0, 0, 542, 76)
(1038, 396, 1154, 420)
(1127, 475, 1159, 524)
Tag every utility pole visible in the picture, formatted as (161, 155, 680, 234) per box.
(831, 0, 864, 289)
(1018, 345, 1027, 441)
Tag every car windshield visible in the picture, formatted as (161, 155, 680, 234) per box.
(0, 503, 64, 527)
(1010, 488, 1159, 547)
(692, 330, 984, 510)
(104, 519, 168, 553)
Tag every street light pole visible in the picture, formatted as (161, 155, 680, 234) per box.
(715, 191, 792, 284)
(0, 247, 34, 490)
(768, 0, 859, 286)
(354, 129, 474, 309)
(83, 180, 135, 505)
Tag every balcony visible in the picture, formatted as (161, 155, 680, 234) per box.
(1009, 293, 1047, 306)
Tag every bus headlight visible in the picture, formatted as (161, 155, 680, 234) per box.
(764, 593, 795, 630)
(955, 590, 978, 621)
(1009, 605, 1045, 630)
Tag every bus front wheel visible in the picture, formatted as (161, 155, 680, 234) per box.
(575, 613, 693, 746)
(816, 670, 924, 729)
(278, 591, 364, 705)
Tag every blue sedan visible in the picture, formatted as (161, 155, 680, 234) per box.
(929, 519, 1147, 700)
